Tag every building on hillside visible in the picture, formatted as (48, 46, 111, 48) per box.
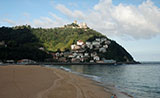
(73, 52, 78, 57)
(39, 47, 44, 51)
(84, 53, 89, 57)
(93, 56, 100, 61)
(68, 54, 74, 58)
(71, 44, 81, 50)
(71, 44, 79, 50)
(99, 47, 107, 53)
(92, 41, 100, 46)
(91, 52, 97, 57)
(77, 40, 84, 46)
(96, 38, 101, 42)
(68, 20, 88, 29)
(86, 42, 91, 45)
(74, 20, 77, 24)
(101, 38, 107, 42)
(71, 44, 76, 50)
(55, 52, 60, 57)
(103, 45, 108, 48)
(79, 22, 88, 28)
(89, 45, 93, 49)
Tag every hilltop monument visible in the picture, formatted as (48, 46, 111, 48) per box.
(73, 20, 88, 29)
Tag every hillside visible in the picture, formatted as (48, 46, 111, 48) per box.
(0, 23, 136, 63)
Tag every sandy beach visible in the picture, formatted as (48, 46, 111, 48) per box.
(0, 65, 112, 98)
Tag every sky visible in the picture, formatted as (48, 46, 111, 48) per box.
(0, 0, 160, 61)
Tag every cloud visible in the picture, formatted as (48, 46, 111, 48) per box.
(110, 0, 160, 39)
(55, 4, 85, 20)
(55, 0, 160, 39)
(3, 19, 17, 25)
(2, 0, 160, 39)
(3, 18, 31, 26)
(2, 13, 31, 26)
(23, 12, 30, 19)
(33, 12, 68, 28)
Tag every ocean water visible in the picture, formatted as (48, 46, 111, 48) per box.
(45, 63, 160, 98)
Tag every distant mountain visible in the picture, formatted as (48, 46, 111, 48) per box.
(0, 22, 136, 63)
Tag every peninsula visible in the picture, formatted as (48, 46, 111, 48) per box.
(0, 21, 137, 64)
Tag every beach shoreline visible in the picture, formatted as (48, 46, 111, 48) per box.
(0, 65, 132, 98)
(0, 65, 113, 98)
(58, 66, 133, 98)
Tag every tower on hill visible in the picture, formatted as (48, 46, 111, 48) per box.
(74, 20, 77, 24)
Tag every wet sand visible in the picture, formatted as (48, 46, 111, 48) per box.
(0, 65, 112, 98)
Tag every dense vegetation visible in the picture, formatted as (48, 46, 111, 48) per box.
(0, 24, 135, 62)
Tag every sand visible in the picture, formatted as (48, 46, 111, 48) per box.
(0, 65, 112, 98)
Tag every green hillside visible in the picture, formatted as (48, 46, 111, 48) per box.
(32, 27, 104, 51)
(0, 24, 135, 63)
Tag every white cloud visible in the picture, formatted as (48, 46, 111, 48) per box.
(23, 12, 30, 18)
(55, 4, 85, 20)
(2, 0, 160, 39)
(3, 19, 17, 25)
(33, 13, 68, 28)
(110, 1, 160, 39)
(54, 0, 160, 39)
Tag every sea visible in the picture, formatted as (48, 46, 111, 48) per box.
(43, 62, 160, 98)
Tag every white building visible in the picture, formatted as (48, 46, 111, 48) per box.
(99, 47, 106, 53)
(89, 45, 93, 49)
(74, 20, 77, 24)
(94, 56, 100, 61)
(71, 44, 81, 50)
(84, 53, 89, 57)
(101, 38, 107, 42)
(39, 47, 44, 51)
(92, 41, 100, 46)
(103, 45, 108, 48)
(73, 52, 78, 57)
(71, 44, 76, 50)
(95, 38, 101, 42)
(79, 22, 88, 28)
(77, 40, 84, 46)
(105, 41, 111, 45)
(86, 42, 91, 45)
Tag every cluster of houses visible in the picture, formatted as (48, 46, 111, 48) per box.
(52, 37, 116, 63)
(0, 21, 117, 64)
(0, 38, 116, 64)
